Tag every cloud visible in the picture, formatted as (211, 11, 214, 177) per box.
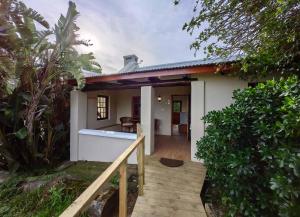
(23, 0, 205, 74)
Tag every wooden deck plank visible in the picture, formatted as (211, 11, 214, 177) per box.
(131, 156, 207, 217)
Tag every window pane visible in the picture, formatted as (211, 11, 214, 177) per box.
(97, 96, 108, 119)
(173, 101, 181, 112)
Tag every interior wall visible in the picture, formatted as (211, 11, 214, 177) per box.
(154, 86, 191, 136)
(86, 89, 141, 129)
(116, 89, 140, 123)
(86, 90, 117, 129)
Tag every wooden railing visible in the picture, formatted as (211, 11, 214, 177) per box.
(60, 125, 145, 217)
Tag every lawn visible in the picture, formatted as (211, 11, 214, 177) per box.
(0, 161, 111, 217)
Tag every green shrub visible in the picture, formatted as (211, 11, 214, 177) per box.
(197, 76, 300, 217)
(0, 1, 101, 171)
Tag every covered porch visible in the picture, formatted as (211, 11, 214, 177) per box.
(70, 74, 205, 163)
(71, 83, 195, 160)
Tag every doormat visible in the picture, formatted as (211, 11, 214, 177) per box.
(159, 158, 184, 167)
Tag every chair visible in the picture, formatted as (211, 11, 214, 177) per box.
(120, 117, 133, 132)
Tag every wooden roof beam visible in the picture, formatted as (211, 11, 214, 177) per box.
(117, 79, 138, 85)
(83, 77, 197, 91)
(148, 77, 161, 82)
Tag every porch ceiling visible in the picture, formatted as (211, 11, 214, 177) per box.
(83, 76, 197, 91)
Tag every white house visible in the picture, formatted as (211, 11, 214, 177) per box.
(70, 55, 248, 163)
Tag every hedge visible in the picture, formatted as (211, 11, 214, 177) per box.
(197, 76, 300, 217)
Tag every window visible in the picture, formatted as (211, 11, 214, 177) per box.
(97, 95, 109, 120)
(248, 82, 258, 87)
(173, 100, 182, 112)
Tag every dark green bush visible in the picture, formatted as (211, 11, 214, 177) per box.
(197, 76, 300, 217)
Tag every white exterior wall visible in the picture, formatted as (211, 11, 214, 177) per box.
(78, 131, 137, 164)
(86, 90, 117, 129)
(153, 86, 190, 135)
(70, 90, 87, 161)
(190, 75, 248, 161)
(191, 81, 205, 162)
(202, 75, 248, 113)
(141, 86, 154, 155)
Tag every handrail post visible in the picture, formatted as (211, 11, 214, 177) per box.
(142, 137, 145, 185)
(137, 142, 144, 196)
(119, 160, 127, 217)
(137, 124, 144, 196)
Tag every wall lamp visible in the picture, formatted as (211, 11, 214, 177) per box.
(157, 95, 162, 102)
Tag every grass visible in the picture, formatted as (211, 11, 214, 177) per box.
(0, 161, 111, 217)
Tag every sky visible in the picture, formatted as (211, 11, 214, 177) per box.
(23, 0, 205, 74)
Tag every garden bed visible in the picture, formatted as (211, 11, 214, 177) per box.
(0, 161, 138, 217)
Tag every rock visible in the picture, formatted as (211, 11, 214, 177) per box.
(128, 174, 137, 183)
(127, 165, 138, 177)
(20, 174, 81, 192)
(86, 187, 117, 217)
(87, 200, 103, 217)
(128, 174, 138, 193)
(54, 161, 75, 172)
(43, 174, 81, 191)
(21, 180, 48, 192)
(0, 170, 10, 184)
(101, 188, 119, 217)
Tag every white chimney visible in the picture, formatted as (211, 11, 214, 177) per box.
(123, 54, 138, 66)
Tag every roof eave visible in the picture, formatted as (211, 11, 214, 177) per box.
(85, 62, 236, 84)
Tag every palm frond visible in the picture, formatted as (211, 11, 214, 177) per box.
(18, 2, 49, 29)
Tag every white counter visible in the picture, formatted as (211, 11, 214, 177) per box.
(79, 129, 137, 140)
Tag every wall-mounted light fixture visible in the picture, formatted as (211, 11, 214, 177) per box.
(157, 95, 162, 102)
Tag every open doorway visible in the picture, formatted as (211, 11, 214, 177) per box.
(171, 95, 190, 139)
(153, 86, 191, 161)
(154, 94, 191, 161)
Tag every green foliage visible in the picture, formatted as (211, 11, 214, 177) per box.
(197, 76, 300, 217)
(78, 52, 102, 74)
(179, 0, 300, 79)
(0, 0, 101, 170)
(110, 174, 119, 188)
(0, 161, 108, 217)
(0, 177, 79, 217)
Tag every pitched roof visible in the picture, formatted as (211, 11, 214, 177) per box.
(82, 56, 239, 78)
(130, 55, 238, 74)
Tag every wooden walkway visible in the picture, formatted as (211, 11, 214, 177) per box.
(131, 156, 207, 217)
